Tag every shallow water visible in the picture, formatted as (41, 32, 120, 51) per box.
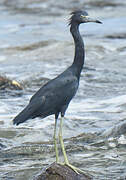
(0, 0, 126, 179)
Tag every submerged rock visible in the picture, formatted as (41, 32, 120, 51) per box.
(102, 120, 126, 138)
(35, 162, 92, 180)
(0, 142, 6, 150)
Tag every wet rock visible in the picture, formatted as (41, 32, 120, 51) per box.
(105, 33, 126, 39)
(86, 0, 121, 8)
(35, 162, 92, 180)
(0, 142, 6, 150)
(0, 75, 23, 90)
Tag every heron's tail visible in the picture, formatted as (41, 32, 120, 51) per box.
(13, 104, 33, 125)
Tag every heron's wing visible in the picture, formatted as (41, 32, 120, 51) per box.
(30, 71, 78, 103)
(13, 71, 78, 125)
(13, 98, 44, 125)
(30, 74, 78, 117)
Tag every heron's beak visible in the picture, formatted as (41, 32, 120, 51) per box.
(85, 16, 102, 24)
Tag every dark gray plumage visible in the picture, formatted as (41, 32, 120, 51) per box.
(13, 10, 102, 126)
(13, 71, 78, 125)
(13, 10, 102, 174)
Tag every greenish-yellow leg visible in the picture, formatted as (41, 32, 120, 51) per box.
(53, 118, 59, 163)
(59, 117, 85, 174)
(59, 117, 69, 164)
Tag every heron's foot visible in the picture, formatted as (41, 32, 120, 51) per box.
(56, 160, 63, 164)
(66, 162, 86, 174)
(65, 163, 80, 174)
(58, 162, 85, 174)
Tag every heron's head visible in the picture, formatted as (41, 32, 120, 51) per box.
(69, 10, 102, 25)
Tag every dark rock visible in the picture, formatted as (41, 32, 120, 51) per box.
(0, 142, 6, 150)
(0, 75, 23, 90)
(34, 162, 92, 180)
(105, 33, 126, 39)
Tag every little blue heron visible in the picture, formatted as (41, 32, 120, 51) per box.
(13, 10, 102, 173)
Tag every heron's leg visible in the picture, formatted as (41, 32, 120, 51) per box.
(53, 118, 59, 163)
(59, 116, 86, 174)
(59, 116, 69, 164)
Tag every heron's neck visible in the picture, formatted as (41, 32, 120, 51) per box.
(70, 23, 85, 79)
